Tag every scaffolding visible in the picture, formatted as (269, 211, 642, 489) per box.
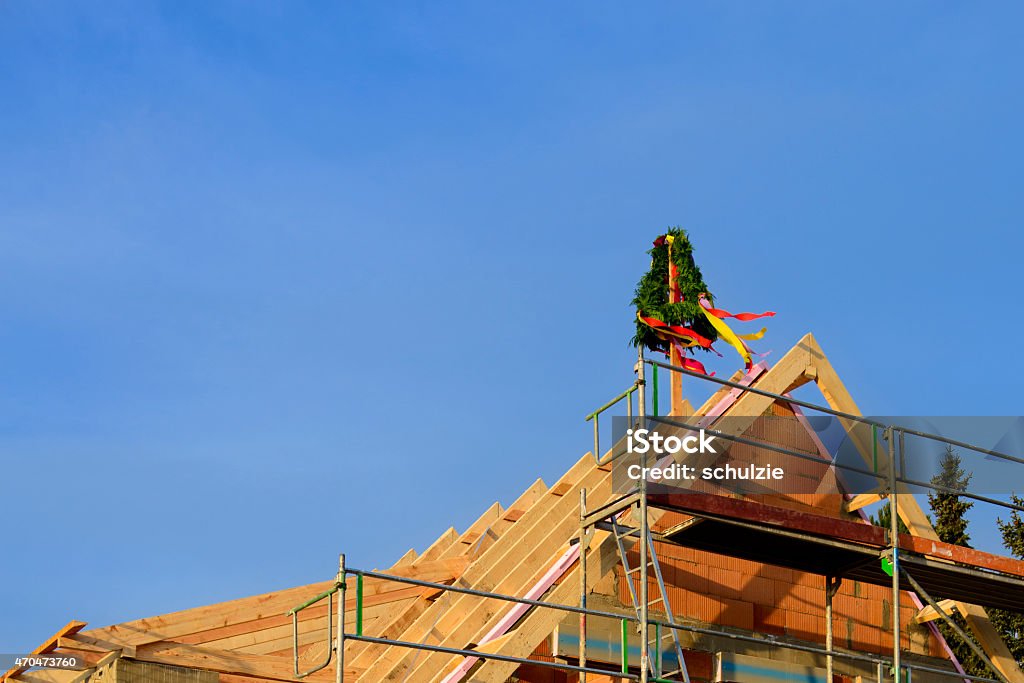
(287, 347, 1024, 683)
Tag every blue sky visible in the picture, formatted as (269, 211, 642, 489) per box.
(3, 2, 1024, 650)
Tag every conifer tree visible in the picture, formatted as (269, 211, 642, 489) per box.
(928, 445, 973, 548)
(991, 494, 1024, 665)
(927, 446, 988, 676)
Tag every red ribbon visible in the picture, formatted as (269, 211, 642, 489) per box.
(680, 355, 714, 377)
(638, 315, 715, 349)
(699, 297, 774, 322)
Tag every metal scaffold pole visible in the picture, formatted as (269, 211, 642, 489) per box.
(336, 553, 346, 683)
(826, 575, 842, 683)
(580, 488, 588, 683)
(889, 428, 900, 683)
(636, 345, 650, 683)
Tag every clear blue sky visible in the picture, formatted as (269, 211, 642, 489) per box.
(4, 2, 1024, 650)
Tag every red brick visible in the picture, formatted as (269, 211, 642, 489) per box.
(835, 594, 871, 619)
(687, 592, 723, 623)
(695, 550, 735, 570)
(720, 598, 754, 631)
(674, 564, 709, 594)
(754, 604, 786, 635)
(850, 621, 882, 651)
(786, 610, 822, 642)
(706, 567, 742, 600)
(776, 583, 802, 612)
(761, 564, 794, 582)
(683, 650, 714, 680)
(740, 575, 774, 606)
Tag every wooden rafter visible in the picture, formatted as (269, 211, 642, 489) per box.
(467, 335, 818, 683)
(2, 621, 86, 683)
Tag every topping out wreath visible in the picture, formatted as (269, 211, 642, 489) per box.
(631, 228, 774, 375)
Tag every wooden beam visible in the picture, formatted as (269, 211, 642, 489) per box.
(465, 335, 834, 683)
(470, 630, 519, 656)
(9, 671, 82, 683)
(2, 621, 86, 682)
(56, 636, 134, 660)
(344, 497, 518, 668)
(845, 492, 884, 512)
(916, 599, 960, 624)
(358, 453, 602, 680)
(82, 557, 465, 649)
(398, 461, 613, 681)
(132, 642, 356, 683)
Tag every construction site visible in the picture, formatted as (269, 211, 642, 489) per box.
(5, 232, 1024, 683)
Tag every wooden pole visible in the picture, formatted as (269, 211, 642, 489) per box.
(668, 242, 684, 416)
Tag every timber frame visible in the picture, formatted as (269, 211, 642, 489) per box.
(6, 334, 1024, 683)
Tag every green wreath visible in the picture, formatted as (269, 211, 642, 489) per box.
(630, 228, 719, 353)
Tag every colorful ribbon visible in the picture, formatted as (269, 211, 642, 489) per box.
(637, 313, 715, 349)
(698, 296, 774, 322)
(698, 304, 754, 369)
(672, 340, 714, 376)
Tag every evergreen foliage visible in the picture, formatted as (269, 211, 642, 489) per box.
(991, 495, 1024, 665)
(926, 447, 988, 676)
(631, 228, 718, 352)
(928, 445, 973, 548)
(869, 501, 911, 535)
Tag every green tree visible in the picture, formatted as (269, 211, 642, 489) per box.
(991, 494, 1024, 665)
(928, 445, 973, 548)
(926, 446, 988, 676)
(869, 500, 910, 534)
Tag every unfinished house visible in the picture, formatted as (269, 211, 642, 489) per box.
(6, 334, 1024, 683)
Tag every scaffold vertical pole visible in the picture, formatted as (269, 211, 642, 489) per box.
(826, 575, 842, 683)
(336, 553, 346, 683)
(580, 488, 588, 683)
(889, 428, 901, 683)
(636, 345, 650, 683)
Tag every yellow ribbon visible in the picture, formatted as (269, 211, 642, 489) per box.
(739, 327, 767, 341)
(699, 306, 752, 366)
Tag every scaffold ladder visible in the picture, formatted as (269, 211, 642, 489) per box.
(611, 513, 691, 683)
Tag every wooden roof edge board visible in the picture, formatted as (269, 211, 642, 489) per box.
(2, 621, 87, 682)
